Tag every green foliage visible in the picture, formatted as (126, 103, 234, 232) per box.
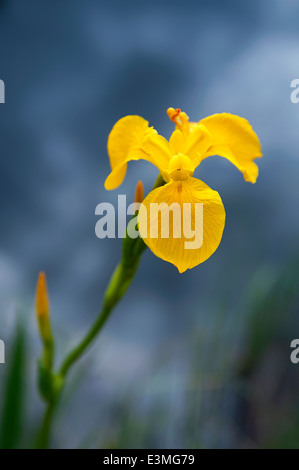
(0, 324, 27, 449)
(237, 260, 299, 377)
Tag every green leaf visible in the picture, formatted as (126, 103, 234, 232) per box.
(0, 323, 26, 449)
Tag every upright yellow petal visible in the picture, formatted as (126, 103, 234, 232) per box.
(169, 125, 212, 168)
(138, 178, 225, 273)
(105, 115, 171, 190)
(199, 113, 262, 183)
(169, 129, 184, 154)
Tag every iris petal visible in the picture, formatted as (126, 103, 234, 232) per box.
(169, 125, 212, 170)
(199, 113, 262, 183)
(138, 177, 225, 273)
(105, 115, 171, 190)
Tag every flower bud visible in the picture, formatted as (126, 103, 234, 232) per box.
(134, 180, 144, 212)
(35, 272, 52, 344)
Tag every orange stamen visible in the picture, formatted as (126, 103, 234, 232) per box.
(167, 107, 190, 133)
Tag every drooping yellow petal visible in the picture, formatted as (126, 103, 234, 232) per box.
(105, 115, 171, 190)
(199, 113, 262, 183)
(138, 177, 225, 273)
(140, 132, 173, 182)
(104, 161, 128, 191)
(105, 115, 150, 190)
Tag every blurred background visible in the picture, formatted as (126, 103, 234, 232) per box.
(0, 0, 299, 449)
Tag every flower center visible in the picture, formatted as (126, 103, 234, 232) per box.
(167, 154, 194, 181)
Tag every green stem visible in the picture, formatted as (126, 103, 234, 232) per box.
(59, 257, 141, 377)
(35, 397, 58, 449)
(42, 337, 54, 371)
(152, 173, 166, 190)
(36, 173, 166, 448)
(58, 173, 164, 376)
(36, 256, 143, 448)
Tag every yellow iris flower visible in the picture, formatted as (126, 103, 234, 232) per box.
(105, 108, 262, 273)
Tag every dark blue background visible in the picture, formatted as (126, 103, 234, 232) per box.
(0, 0, 299, 448)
